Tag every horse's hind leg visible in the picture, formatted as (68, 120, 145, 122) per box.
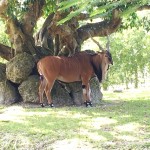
(39, 76, 46, 107)
(45, 80, 55, 107)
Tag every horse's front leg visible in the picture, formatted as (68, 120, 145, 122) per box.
(86, 84, 92, 107)
(82, 81, 92, 107)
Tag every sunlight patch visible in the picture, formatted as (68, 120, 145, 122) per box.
(80, 128, 107, 141)
(50, 138, 97, 150)
(25, 111, 51, 117)
(71, 113, 88, 118)
(115, 123, 141, 132)
(116, 135, 139, 141)
(93, 117, 117, 125)
(121, 115, 131, 118)
(0, 106, 52, 123)
(81, 117, 117, 129)
(0, 106, 26, 123)
(54, 111, 88, 119)
(0, 133, 32, 149)
(54, 111, 72, 118)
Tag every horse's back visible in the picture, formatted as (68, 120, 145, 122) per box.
(37, 52, 93, 82)
(37, 56, 61, 80)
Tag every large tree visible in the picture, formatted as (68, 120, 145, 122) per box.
(0, 0, 149, 60)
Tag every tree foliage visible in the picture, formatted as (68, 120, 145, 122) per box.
(105, 27, 150, 89)
(58, 0, 150, 25)
(0, 20, 10, 46)
(0, 0, 149, 62)
(3, 0, 150, 27)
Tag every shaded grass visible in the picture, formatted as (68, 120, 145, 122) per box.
(0, 88, 150, 150)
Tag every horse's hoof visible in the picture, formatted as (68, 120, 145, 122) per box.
(89, 101, 93, 107)
(84, 101, 88, 107)
(48, 103, 54, 108)
(40, 103, 45, 107)
(85, 101, 93, 107)
(86, 102, 90, 107)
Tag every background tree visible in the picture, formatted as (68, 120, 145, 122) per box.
(100, 27, 150, 90)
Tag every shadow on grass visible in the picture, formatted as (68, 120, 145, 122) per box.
(0, 98, 150, 149)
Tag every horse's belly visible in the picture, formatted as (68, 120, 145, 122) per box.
(57, 75, 81, 83)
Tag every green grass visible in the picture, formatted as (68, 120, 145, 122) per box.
(0, 88, 150, 150)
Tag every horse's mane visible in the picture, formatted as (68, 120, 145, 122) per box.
(76, 50, 102, 82)
(58, 50, 103, 82)
(90, 59, 102, 82)
(106, 50, 113, 64)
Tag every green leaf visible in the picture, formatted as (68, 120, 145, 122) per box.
(58, 0, 82, 10)
(90, 1, 124, 17)
(121, 4, 141, 17)
(57, 2, 88, 24)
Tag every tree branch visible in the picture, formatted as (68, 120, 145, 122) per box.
(0, 0, 9, 19)
(34, 13, 54, 47)
(76, 13, 89, 21)
(77, 9, 122, 44)
(0, 43, 13, 60)
(22, 0, 45, 35)
(138, 5, 150, 11)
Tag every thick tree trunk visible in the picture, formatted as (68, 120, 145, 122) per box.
(0, 0, 45, 57)
(134, 67, 138, 88)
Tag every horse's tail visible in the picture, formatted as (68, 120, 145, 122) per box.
(37, 61, 44, 81)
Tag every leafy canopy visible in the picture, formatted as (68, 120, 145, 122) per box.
(5, 0, 150, 19)
(5, 0, 150, 30)
(58, 0, 150, 24)
(106, 27, 150, 87)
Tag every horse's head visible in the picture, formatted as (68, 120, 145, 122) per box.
(99, 50, 113, 82)
(89, 32, 113, 82)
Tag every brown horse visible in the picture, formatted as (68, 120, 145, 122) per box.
(37, 49, 113, 107)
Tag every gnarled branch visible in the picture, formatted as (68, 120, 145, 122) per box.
(0, 43, 13, 60)
(77, 9, 122, 45)
(138, 5, 150, 11)
(22, 0, 45, 35)
(0, 0, 8, 19)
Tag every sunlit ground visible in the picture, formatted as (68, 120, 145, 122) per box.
(0, 88, 150, 150)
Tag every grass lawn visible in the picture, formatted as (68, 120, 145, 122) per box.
(0, 88, 150, 150)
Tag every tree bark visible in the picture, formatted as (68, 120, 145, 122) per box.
(134, 67, 138, 88)
(0, 44, 13, 60)
(0, 2, 150, 59)
(35, 9, 122, 57)
(77, 10, 122, 45)
(0, 0, 122, 60)
(0, 0, 45, 60)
